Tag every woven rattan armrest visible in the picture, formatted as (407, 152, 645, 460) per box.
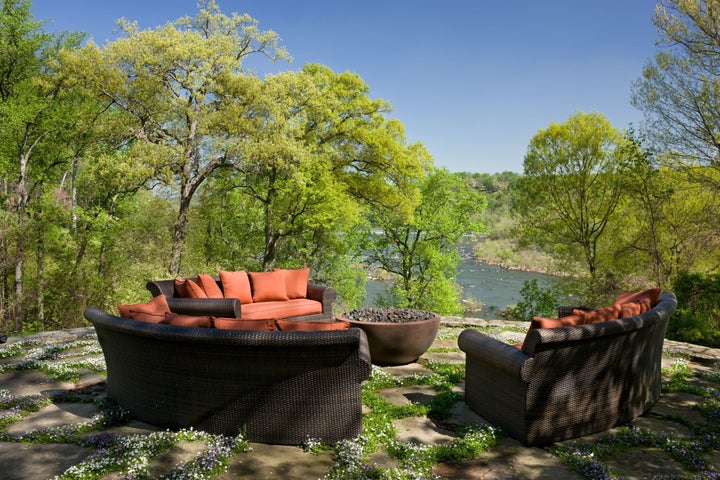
(165, 297, 241, 318)
(458, 329, 529, 376)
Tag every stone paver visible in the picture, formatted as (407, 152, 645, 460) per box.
(0, 370, 74, 397)
(219, 443, 335, 479)
(434, 438, 583, 480)
(393, 416, 456, 445)
(6, 402, 97, 434)
(0, 442, 91, 480)
(380, 362, 435, 379)
(378, 384, 437, 406)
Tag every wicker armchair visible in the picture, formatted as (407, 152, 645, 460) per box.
(458, 291, 677, 446)
(85, 307, 371, 445)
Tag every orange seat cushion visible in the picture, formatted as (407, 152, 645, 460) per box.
(219, 270, 253, 304)
(241, 299, 322, 320)
(276, 319, 349, 331)
(249, 271, 289, 302)
(274, 267, 310, 299)
(213, 317, 276, 331)
(161, 313, 212, 328)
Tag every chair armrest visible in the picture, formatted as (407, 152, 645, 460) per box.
(147, 280, 176, 298)
(307, 283, 336, 314)
(458, 329, 529, 377)
(166, 298, 241, 318)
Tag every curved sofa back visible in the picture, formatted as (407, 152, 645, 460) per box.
(519, 291, 677, 444)
(84, 307, 372, 444)
(521, 291, 677, 356)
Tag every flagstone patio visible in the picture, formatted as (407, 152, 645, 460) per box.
(0, 318, 718, 479)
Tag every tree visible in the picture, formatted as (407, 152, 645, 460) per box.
(515, 112, 632, 279)
(632, 0, 720, 188)
(60, 0, 288, 275)
(190, 64, 429, 306)
(0, 0, 90, 329)
(367, 168, 486, 314)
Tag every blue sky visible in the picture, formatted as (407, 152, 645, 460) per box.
(30, 0, 661, 173)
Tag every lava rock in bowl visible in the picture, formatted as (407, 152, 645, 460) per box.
(342, 307, 436, 323)
(337, 307, 440, 365)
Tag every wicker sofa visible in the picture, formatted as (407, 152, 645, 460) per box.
(458, 291, 677, 446)
(84, 307, 371, 445)
(146, 275, 336, 321)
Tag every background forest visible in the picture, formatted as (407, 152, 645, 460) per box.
(1, 0, 719, 347)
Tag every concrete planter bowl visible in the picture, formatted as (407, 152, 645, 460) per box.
(337, 308, 441, 366)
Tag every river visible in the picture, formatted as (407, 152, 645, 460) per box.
(363, 246, 559, 318)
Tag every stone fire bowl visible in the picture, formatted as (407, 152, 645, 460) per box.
(337, 313, 441, 366)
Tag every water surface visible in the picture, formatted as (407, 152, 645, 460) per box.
(364, 253, 559, 318)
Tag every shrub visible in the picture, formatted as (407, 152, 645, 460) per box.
(668, 272, 720, 348)
(510, 279, 559, 321)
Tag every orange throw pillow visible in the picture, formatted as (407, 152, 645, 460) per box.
(219, 270, 253, 304)
(276, 319, 350, 331)
(573, 304, 621, 324)
(528, 314, 585, 331)
(117, 294, 171, 318)
(213, 317, 276, 331)
(249, 271, 289, 302)
(274, 267, 310, 299)
(613, 288, 662, 313)
(174, 278, 191, 298)
(162, 313, 212, 328)
(184, 278, 207, 298)
(619, 302, 642, 318)
(197, 274, 224, 298)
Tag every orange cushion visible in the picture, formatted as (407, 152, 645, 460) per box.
(184, 278, 207, 298)
(613, 288, 662, 313)
(241, 299, 322, 320)
(573, 304, 621, 324)
(117, 294, 171, 318)
(129, 311, 166, 323)
(174, 278, 191, 298)
(213, 317, 276, 331)
(521, 314, 584, 351)
(219, 270, 253, 304)
(162, 313, 212, 328)
(249, 271, 289, 302)
(528, 314, 584, 331)
(276, 319, 349, 331)
(197, 274, 223, 298)
(274, 267, 310, 299)
(619, 302, 643, 318)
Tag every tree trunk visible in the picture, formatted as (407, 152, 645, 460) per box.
(13, 149, 31, 331)
(97, 195, 117, 278)
(13, 248, 23, 331)
(37, 234, 45, 328)
(169, 195, 192, 276)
